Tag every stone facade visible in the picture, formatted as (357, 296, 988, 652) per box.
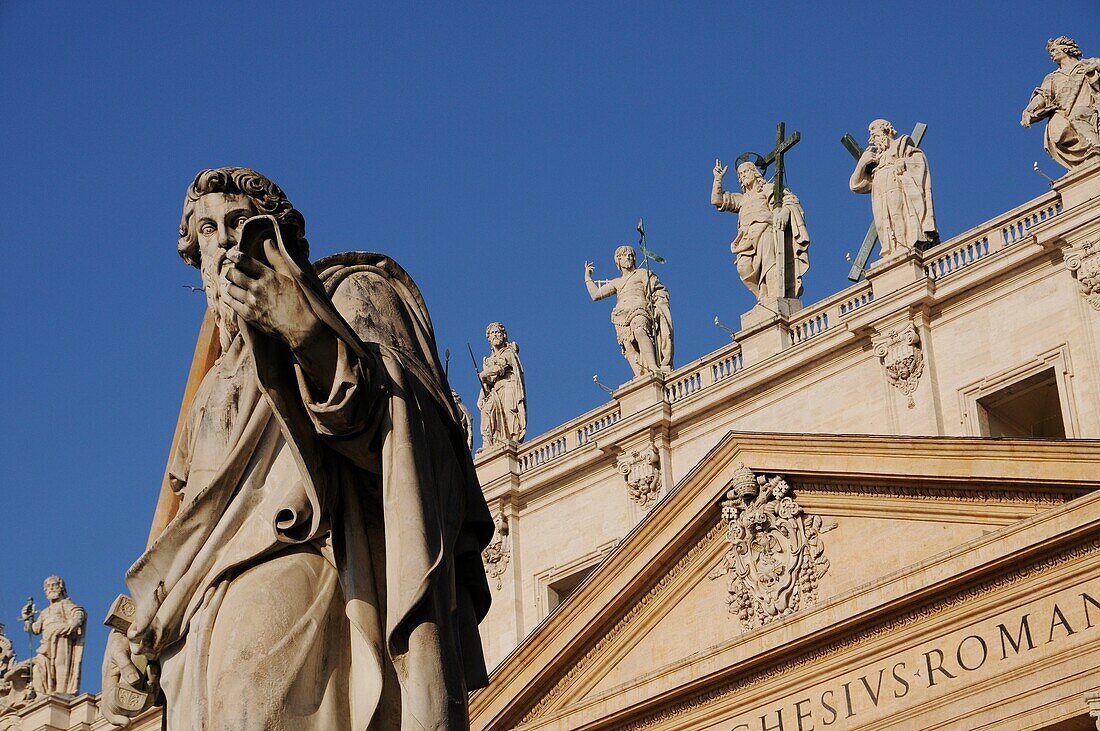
(464, 163, 1100, 730)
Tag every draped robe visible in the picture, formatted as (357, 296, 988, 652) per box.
(125, 231, 493, 731)
(849, 134, 937, 257)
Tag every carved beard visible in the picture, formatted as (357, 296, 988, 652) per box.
(200, 252, 240, 348)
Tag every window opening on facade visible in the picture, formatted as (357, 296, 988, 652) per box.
(976, 367, 1065, 438)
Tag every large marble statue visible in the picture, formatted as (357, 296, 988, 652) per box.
(100, 167, 493, 729)
(712, 160, 810, 304)
(21, 576, 85, 696)
(477, 322, 526, 448)
(584, 246, 673, 377)
(1022, 36, 1100, 170)
(849, 119, 938, 258)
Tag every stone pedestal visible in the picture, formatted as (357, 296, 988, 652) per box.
(734, 298, 802, 365)
(613, 372, 667, 419)
(866, 250, 926, 300)
(1054, 158, 1100, 210)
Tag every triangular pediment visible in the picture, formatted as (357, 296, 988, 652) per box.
(469, 432, 1100, 731)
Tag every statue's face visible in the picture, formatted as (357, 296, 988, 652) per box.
(43, 579, 64, 601)
(869, 125, 892, 151)
(737, 166, 759, 191)
(617, 249, 635, 270)
(193, 192, 256, 330)
(1049, 45, 1068, 63)
(487, 327, 506, 348)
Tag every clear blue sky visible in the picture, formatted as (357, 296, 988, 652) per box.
(1, 2, 1096, 691)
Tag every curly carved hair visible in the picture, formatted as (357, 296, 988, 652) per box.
(485, 322, 508, 340)
(1047, 36, 1081, 59)
(869, 119, 897, 139)
(177, 167, 308, 268)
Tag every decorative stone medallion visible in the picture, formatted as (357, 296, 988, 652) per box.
(616, 442, 662, 508)
(1066, 240, 1100, 311)
(872, 322, 924, 408)
(482, 512, 510, 590)
(710, 464, 836, 633)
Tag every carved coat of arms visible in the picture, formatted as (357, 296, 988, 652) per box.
(711, 464, 836, 632)
(616, 443, 662, 508)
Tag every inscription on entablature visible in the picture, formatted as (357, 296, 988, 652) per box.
(720, 579, 1100, 731)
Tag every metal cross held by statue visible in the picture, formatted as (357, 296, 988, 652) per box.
(738, 122, 802, 298)
(841, 122, 928, 281)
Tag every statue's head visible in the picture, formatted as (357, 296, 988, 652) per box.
(486, 322, 508, 348)
(1047, 36, 1081, 62)
(43, 576, 66, 602)
(177, 168, 307, 341)
(614, 245, 636, 272)
(868, 119, 896, 150)
(736, 162, 764, 192)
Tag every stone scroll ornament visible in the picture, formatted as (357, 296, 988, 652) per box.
(1066, 240, 1100, 310)
(872, 323, 924, 408)
(482, 512, 511, 590)
(710, 464, 836, 633)
(616, 442, 662, 509)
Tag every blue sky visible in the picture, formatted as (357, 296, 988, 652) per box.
(1, 2, 1096, 691)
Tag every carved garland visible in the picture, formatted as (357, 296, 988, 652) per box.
(618, 538, 1100, 730)
(872, 323, 924, 408)
(1065, 240, 1100, 311)
(709, 464, 836, 633)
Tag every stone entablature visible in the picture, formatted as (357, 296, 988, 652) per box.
(473, 164, 1100, 670)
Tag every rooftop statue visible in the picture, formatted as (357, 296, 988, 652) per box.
(849, 119, 939, 259)
(100, 167, 493, 729)
(585, 246, 674, 378)
(452, 389, 475, 450)
(477, 322, 527, 449)
(712, 160, 810, 305)
(1022, 36, 1100, 170)
(21, 576, 85, 697)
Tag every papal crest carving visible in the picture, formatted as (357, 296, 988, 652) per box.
(1066, 240, 1100, 311)
(482, 512, 510, 590)
(616, 442, 662, 508)
(710, 464, 836, 632)
(872, 323, 924, 408)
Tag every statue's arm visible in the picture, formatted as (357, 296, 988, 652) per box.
(849, 151, 876, 193)
(1022, 75, 1057, 126)
(585, 261, 616, 300)
(292, 274, 385, 442)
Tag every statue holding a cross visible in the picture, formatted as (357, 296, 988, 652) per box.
(711, 123, 811, 306)
(848, 119, 938, 262)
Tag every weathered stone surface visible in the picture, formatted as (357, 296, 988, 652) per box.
(100, 167, 493, 730)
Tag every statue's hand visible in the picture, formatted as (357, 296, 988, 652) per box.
(101, 631, 150, 727)
(585, 261, 595, 279)
(1020, 112, 1031, 128)
(713, 159, 728, 179)
(772, 207, 791, 230)
(224, 244, 325, 351)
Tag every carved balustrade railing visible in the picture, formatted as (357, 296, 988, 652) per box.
(496, 188, 1066, 480)
(924, 193, 1062, 280)
(787, 280, 875, 346)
